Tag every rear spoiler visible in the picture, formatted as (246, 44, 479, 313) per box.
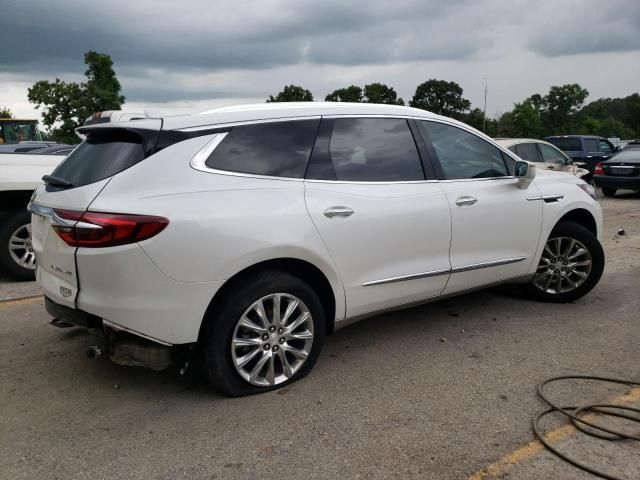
(84, 111, 150, 126)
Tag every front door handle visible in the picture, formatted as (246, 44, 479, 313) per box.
(324, 206, 354, 218)
(455, 196, 478, 207)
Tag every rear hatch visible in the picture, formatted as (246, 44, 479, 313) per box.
(29, 121, 161, 307)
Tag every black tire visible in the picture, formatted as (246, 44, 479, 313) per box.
(523, 221, 604, 303)
(0, 209, 36, 281)
(601, 187, 616, 197)
(202, 271, 326, 396)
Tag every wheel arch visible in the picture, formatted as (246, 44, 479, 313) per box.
(200, 257, 339, 340)
(555, 208, 598, 237)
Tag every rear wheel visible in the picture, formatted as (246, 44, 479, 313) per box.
(0, 210, 36, 281)
(601, 187, 616, 197)
(524, 221, 604, 303)
(202, 271, 326, 396)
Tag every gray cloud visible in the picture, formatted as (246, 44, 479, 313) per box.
(1, 0, 639, 115)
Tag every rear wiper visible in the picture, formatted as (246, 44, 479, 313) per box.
(42, 174, 73, 189)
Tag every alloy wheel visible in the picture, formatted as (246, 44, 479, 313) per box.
(231, 293, 314, 387)
(533, 236, 592, 294)
(8, 223, 36, 270)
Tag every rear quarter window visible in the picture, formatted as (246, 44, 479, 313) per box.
(205, 119, 320, 178)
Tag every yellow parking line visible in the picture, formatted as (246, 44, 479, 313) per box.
(0, 295, 44, 308)
(468, 386, 640, 479)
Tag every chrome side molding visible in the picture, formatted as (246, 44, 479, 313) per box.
(527, 194, 564, 203)
(362, 257, 527, 287)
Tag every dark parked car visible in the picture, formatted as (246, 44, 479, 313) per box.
(545, 135, 620, 174)
(622, 139, 640, 151)
(593, 149, 640, 197)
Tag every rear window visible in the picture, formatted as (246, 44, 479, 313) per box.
(49, 129, 153, 189)
(205, 120, 320, 178)
(547, 137, 581, 151)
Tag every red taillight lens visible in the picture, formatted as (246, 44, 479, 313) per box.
(594, 163, 604, 175)
(52, 209, 169, 248)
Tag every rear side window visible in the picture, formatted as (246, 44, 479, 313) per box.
(421, 121, 509, 180)
(50, 129, 151, 189)
(547, 137, 581, 151)
(514, 143, 541, 162)
(206, 120, 320, 178)
(328, 118, 424, 181)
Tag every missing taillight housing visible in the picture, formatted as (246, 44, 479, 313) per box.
(52, 209, 169, 248)
(594, 163, 604, 175)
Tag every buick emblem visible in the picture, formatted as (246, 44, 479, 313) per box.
(60, 286, 72, 298)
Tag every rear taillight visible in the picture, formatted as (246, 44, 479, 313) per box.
(52, 209, 169, 248)
(594, 163, 604, 175)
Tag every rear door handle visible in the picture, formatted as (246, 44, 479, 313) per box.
(324, 206, 354, 218)
(455, 196, 477, 207)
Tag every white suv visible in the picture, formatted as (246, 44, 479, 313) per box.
(30, 103, 604, 396)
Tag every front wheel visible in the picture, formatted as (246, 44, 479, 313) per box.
(524, 221, 604, 303)
(202, 271, 326, 396)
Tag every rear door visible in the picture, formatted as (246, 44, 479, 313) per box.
(30, 123, 160, 307)
(305, 117, 451, 318)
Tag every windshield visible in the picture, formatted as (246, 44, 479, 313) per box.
(0, 121, 42, 144)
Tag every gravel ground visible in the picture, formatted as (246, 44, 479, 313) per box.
(1, 190, 639, 480)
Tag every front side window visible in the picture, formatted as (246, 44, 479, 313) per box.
(514, 143, 541, 162)
(421, 121, 509, 179)
(328, 118, 424, 181)
(584, 139, 599, 153)
(539, 143, 567, 164)
(206, 119, 320, 178)
(599, 139, 613, 154)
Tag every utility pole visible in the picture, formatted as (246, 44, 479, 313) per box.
(482, 77, 488, 133)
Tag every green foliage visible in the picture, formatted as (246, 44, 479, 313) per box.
(511, 100, 542, 138)
(540, 84, 589, 135)
(267, 85, 313, 102)
(363, 83, 404, 105)
(28, 51, 125, 143)
(410, 79, 471, 119)
(0, 106, 14, 118)
(325, 85, 363, 102)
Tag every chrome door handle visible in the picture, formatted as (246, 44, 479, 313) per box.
(324, 206, 354, 218)
(455, 196, 477, 207)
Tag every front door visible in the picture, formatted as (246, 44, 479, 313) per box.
(417, 120, 543, 294)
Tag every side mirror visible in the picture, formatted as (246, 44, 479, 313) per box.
(514, 160, 535, 189)
(615, 146, 622, 152)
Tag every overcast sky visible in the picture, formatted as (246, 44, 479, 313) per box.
(1, 0, 639, 121)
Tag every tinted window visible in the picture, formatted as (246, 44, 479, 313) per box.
(50, 129, 149, 189)
(328, 118, 423, 181)
(599, 139, 613, 154)
(421, 122, 508, 179)
(547, 137, 581, 151)
(584, 139, 599, 152)
(539, 143, 567, 164)
(206, 120, 319, 178)
(514, 143, 541, 162)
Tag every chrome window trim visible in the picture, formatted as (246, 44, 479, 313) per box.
(187, 114, 521, 184)
(362, 256, 527, 287)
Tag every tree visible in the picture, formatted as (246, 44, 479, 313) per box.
(0, 107, 14, 118)
(511, 100, 542, 138)
(363, 83, 404, 105)
(541, 84, 589, 135)
(28, 51, 125, 143)
(267, 85, 313, 102)
(325, 85, 363, 102)
(410, 79, 471, 119)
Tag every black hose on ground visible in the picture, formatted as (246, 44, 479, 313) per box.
(533, 375, 640, 480)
